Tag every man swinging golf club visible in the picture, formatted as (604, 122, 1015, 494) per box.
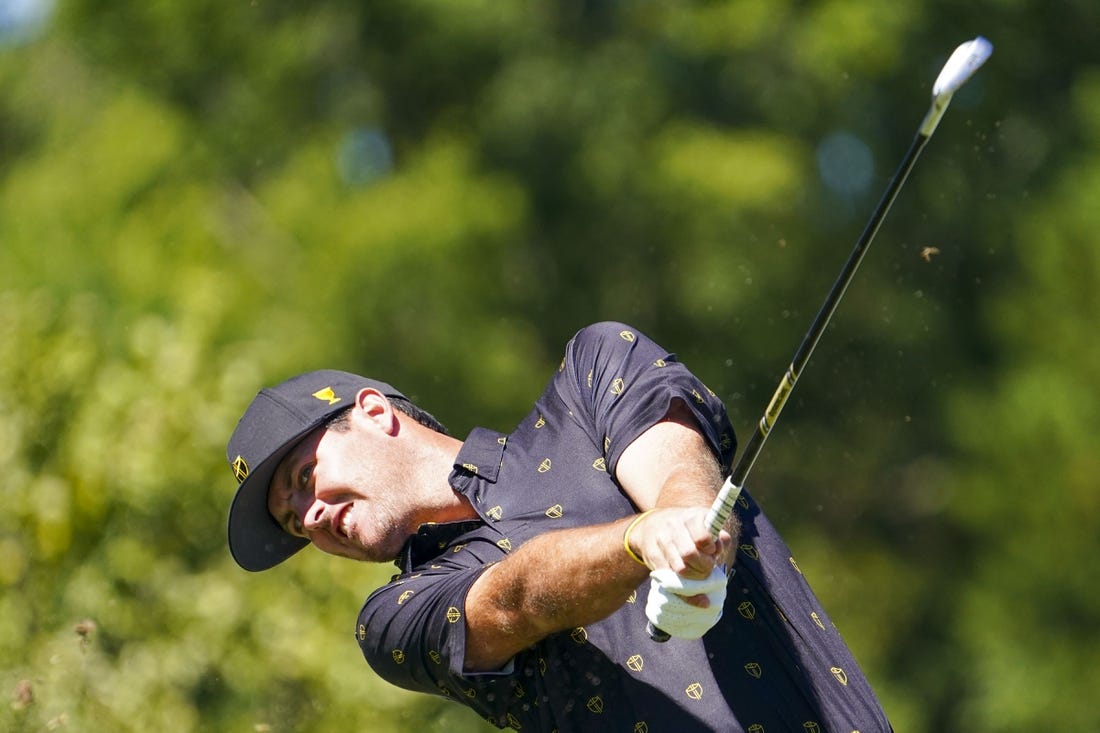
(227, 322, 892, 731)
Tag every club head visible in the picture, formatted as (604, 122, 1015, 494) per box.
(932, 36, 993, 99)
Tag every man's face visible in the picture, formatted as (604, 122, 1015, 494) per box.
(266, 412, 410, 563)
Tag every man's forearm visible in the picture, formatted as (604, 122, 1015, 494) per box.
(464, 516, 647, 671)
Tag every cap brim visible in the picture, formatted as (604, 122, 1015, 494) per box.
(227, 431, 312, 571)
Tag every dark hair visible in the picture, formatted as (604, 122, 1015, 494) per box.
(325, 396, 450, 436)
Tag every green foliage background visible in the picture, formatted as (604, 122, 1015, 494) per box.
(2, 1, 1097, 731)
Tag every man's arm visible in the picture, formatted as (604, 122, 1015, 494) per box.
(462, 399, 729, 672)
(462, 516, 650, 671)
(615, 398, 738, 574)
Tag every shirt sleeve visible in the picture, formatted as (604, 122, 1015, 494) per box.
(552, 321, 737, 478)
(355, 540, 527, 726)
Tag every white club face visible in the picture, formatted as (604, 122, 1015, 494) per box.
(932, 36, 993, 98)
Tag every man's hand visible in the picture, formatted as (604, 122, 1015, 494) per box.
(623, 506, 731, 639)
(645, 567, 727, 639)
(624, 506, 731, 577)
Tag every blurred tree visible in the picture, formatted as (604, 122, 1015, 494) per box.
(1, 1, 1097, 731)
(943, 67, 1100, 731)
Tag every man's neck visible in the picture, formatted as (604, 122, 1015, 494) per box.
(405, 425, 478, 526)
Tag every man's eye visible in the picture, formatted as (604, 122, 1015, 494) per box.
(289, 515, 306, 537)
(298, 463, 314, 488)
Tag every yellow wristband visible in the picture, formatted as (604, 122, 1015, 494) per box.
(622, 509, 655, 567)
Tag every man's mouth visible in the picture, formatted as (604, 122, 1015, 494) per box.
(334, 505, 353, 540)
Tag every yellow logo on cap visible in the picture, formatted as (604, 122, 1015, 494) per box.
(312, 387, 341, 405)
(231, 455, 249, 483)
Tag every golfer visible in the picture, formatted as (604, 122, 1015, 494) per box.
(226, 321, 892, 731)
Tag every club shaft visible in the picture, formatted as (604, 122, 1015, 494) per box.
(705, 129, 931, 536)
(648, 36, 990, 642)
(648, 130, 934, 646)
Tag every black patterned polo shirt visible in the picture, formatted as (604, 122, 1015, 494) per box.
(357, 322, 892, 732)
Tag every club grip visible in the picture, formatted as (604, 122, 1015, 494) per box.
(646, 621, 671, 643)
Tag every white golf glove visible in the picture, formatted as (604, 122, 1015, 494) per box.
(644, 567, 728, 639)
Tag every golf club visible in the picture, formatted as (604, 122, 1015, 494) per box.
(648, 36, 993, 642)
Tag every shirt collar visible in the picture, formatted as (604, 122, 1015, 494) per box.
(450, 426, 507, 483)
(395, 519, 485, 574)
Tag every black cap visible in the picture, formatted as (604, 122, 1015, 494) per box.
(226, 370, 407, 571)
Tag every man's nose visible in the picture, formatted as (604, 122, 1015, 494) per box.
(302, 499, 329, 533)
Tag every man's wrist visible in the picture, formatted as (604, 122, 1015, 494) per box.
(622, 510, 655, 567)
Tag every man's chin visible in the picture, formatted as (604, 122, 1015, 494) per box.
(321, 541, 396, 565)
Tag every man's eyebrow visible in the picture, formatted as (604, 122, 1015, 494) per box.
(270, 450, 299, 524)
(272, 455, 291, 500)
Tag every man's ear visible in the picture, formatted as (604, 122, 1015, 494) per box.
(353, 388, 398, 435)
